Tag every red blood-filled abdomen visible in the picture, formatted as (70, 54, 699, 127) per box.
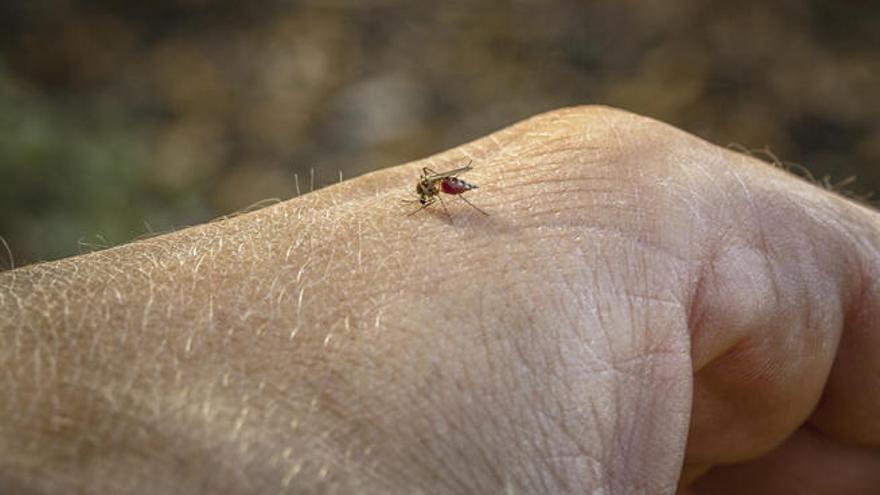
(441, 178, 474, 195)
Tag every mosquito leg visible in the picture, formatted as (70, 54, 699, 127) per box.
(406, 198, 434, 216)
(436, 194, 454, 224)
(458, 194, 489, 216)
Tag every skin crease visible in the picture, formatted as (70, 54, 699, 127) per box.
(0, 106, 878, 494)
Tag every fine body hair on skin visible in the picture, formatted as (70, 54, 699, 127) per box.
(2, 106, 880, 494)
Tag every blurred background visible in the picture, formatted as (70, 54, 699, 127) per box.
(1, 0, 878, 266)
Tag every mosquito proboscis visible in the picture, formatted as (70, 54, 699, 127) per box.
(404, 161, 488, 223)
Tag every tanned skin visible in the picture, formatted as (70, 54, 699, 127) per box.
(2, 107, 879, 494)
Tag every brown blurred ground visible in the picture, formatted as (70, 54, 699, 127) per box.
(1, 0, 878, 265)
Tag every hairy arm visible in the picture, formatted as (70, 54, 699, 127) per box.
(2, 106, 879, 494)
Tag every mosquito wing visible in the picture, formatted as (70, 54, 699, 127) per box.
(423, 162, 474, 180)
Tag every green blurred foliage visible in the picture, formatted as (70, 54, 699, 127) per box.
(1, 0, 878, 266)
(1, 65, 145, 262)
(0, 65, 210, 264)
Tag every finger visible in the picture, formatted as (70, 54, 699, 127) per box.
(808, 216, 880, 445)
(682, 150, 880, 466)
(692, 427, 880, 494)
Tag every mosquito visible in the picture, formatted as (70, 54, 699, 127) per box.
(405, 161, 489, 222)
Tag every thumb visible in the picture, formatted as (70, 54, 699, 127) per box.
(392, 105, 880, 492)
(680, 144, 880, 491)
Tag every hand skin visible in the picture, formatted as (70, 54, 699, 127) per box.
(1, 106, 879, 494)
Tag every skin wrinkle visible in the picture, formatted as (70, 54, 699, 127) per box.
(515, 352, 570, 492)
(402, 188, 624, 490)
(685, 164, 858, 464)
(690, 241, 761, 369)
(482, 112, 672, 492)
(9, 106, 876, 492)
(537, 411, 572, 492)
(389, 380, 475, 492)
(142, 232, 302, 488)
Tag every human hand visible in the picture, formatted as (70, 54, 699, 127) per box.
(2, 106, 878, 494)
